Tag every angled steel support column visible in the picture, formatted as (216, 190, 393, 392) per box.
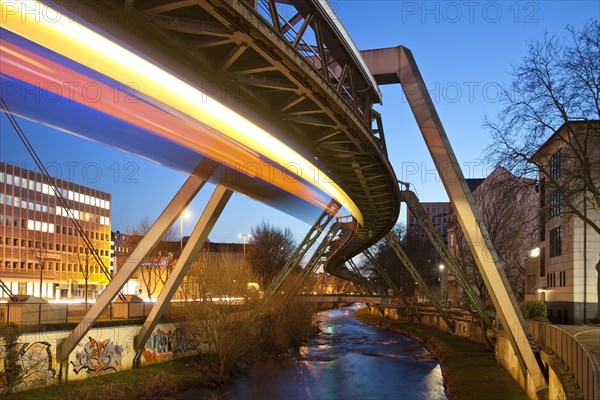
(361, 46, 547, 393)
(57, 163, 215, 362)
(400, 190, 492, 329)
(252, 201, 339, 318)
(363, 249, 419, 319)
(134, 185, 232, 353)
(285, 222, 344, 303)
(386, 233, 454, 330)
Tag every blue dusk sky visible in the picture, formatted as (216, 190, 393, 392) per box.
(1, 1, 598, 244)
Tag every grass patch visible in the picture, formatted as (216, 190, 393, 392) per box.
(355, 308, 529, 400)
(4, 356, 223, 400)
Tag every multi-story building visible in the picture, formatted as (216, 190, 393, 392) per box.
(526, 121, 600, 324)
(406, 201, 451, 297)
(0, 162, 112, 300)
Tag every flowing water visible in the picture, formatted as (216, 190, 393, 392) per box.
(179, 305, 447, 400)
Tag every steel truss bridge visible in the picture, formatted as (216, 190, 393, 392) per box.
(1, 0, 549, 395)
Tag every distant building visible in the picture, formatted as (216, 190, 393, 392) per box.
(406, 201, 450, 296)
(526, 121, 600, 324)
(447, 167, 538, 307)
(0, 162, 112, 300)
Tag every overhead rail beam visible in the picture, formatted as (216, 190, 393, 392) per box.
(361, 45, 547, 394)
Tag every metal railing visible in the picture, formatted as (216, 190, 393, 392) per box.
(0, 301, 154, 326)
(528, 321, 600, 400)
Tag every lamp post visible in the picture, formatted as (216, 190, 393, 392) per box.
(180, 210, 190, 251)
(439, 264, 447, 306)
(239, 233, 252, 256)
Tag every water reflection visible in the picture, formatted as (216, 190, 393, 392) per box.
(180, 305, 447, 400)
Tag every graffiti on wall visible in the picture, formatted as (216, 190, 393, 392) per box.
(0, 342, 56, 393)
(71, 336, 124, 375)
(143, 327, 195, 363)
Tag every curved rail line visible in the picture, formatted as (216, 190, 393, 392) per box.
(3, 0, 400, 283)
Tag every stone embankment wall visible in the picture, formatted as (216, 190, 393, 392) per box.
(0, 322, 203, 394)
(366, 305, 577, 400)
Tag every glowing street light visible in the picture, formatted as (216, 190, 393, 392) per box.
(239, 233, 252, 255)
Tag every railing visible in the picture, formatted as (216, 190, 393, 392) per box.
(528, 321, 600, 400)
(0, 302, 154, 326)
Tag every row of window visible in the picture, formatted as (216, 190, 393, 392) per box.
(547, 271, 567, 288)
(1, 171, 110, 209)
(0, 215, 110, 241)
(0, 235, 109, 256)
(1, 259, 103, 273)
(0, 193, 110, 226)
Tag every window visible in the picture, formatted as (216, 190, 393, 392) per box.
(559, 271, 567, 287)
(540, 248, 546, 277)
(550, 149, 563, 179)
(550, 227, 563, 257)
(547, 272, 556, 288)
(550, 191, 562, 218)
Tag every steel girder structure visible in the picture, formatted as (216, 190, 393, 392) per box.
(363, 249, 420, 319)
(57, 161, 222, 362)
(399, 189, 492, 329)
(54, 0, 400, 285)
(385, 234, 454, 330)
(360, 46, 547, 395)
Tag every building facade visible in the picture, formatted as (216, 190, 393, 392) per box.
(528, 121, 600, 324)
(448, 167, 538, 307)
(0, 162, 112, 300)
(406, 201, 451, 299)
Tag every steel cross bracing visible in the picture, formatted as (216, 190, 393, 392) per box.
(56, 0, 400, 287)
(399, 189, 492, 330)
(385, 233, 455, 330)
(57, 161, 220, 362)
(346, 259, 378, 294)
(252, 201, 340, 318)
(363, 249, 420, 319)
(284, 221, 345, 303)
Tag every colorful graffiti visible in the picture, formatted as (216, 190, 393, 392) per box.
(143, 327, 195, 363)
(0, 341, 56, 393)
(71, 336, 124, 375)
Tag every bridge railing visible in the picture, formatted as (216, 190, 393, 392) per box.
(527, 321, 600, 400)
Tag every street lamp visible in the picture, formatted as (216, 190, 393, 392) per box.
(239, 233, 252, 255)
(439, 264, 447, 306)
(180, 209, 190, 251)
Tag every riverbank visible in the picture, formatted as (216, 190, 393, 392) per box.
(3, 356, 225, 400)
(355, 308, 529, 400)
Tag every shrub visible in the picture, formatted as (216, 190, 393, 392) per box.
(519, 300, 547, 320)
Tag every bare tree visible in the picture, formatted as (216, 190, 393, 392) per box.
(485, 20, 600, 319)
(30, 231, 50, 299)
(70, 235, 98, 306)
(124, 218, 179, 300)
(247, 221, 295, 288)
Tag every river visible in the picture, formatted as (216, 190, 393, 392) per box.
(179, 305, 447, 400)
